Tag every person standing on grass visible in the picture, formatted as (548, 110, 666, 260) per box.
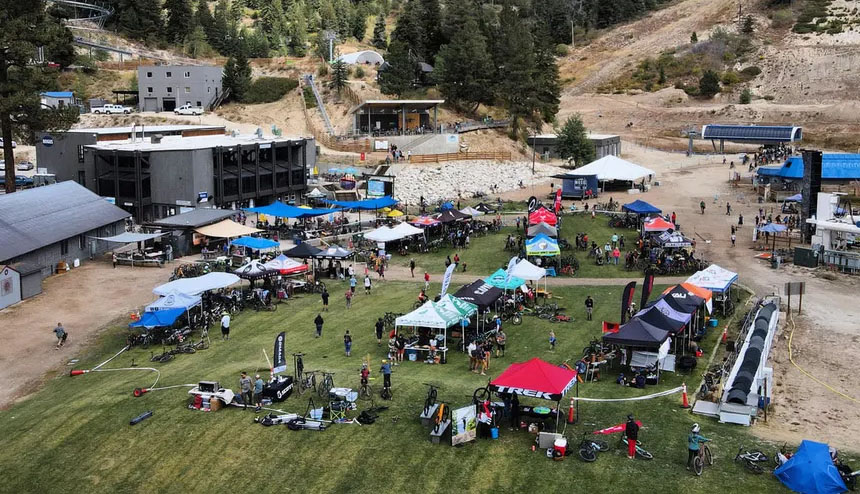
(220, 312, 230, 340)
(349, 275, 357, 294)
(364, 275, 372, 295)
(348, 264, 355, 279)
(53, 323, 67, 349)
(344, 330, 352, 357)
(613, 247, 621, 265)
(380, 360, 392, 389)
(496, 329, 506, 357)
(585, 295, 594, 321)
(549, 330, 557, 350)
(410, 258, 416, 277)
(239, 372, 252, 409)
(453, 253, 460, 265)
(625, 414, 639, 459)
(253, 374, 263, 411)
(468, 340, 478, 371)
(424, 271, 430, 291)
(482, 341, 492, 373)
(604, 242, 612, 264)
(314, 313, 324, 337)
(611, 232, 619, 248)
(345, 289, 353, 309)
(473, 344, 485, 375)
(375, 318, 384, 346)
(321, 288, 329, 311)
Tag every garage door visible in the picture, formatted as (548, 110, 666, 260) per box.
(143, 97, 158, 112)
(162, 98, 176, 111)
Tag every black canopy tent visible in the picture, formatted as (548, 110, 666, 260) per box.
(453, 280, 503, 310)
(436, 209, 471, 223)
(283, 243, 323, 258)
(602, 319, 670, 349)
(635, 306, 686, 334)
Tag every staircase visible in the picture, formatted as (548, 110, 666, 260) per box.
(210, 87, 231, 111)
(399, 133, 437, 153)
(302, 74, 335, 136)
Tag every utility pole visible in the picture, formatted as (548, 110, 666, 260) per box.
(571, 20, 575, 48)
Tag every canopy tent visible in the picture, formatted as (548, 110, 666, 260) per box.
(439, 201, 454, 211)
(602, 319, 670, 349)
(686, 264, 738, 293)
(526, 234, 561, 257)
(306, 188, 327, 198)
(474, 203, 497, 214)
(234, 260, 275, 280)
(453, 280, 503, 309)
(283, 242, 323, 258)
(387, 210, 404, 218)
(324, 196, 398, 210)
(528, 207, 558, 226)
(774, 440, 847, 494)
(364, 223, 424, 242)
(395, 300, 467, 329)
(129, 308, 185, 329)
(459, 206, 484, 217)
(622, 200, 661, 215)
(662, 283, 712, 314)
(509, 258, 547, 281)
(527, 222, 558, 238)
(436, 209, 471, 223)
(92, 232, 165, 243)
(145, 291, 201, 312)
(245, 201, 341, 219)
(490, 357, 577, 402)
(194, 219, 262, 238)
(634, 306, 686, 334)
(759, 222, 788, 233)
(410, 216, 441, 227)
(314, 245, 353, 259)
(484, 268, 525, 291)
(435, 294, 478, 319)
(553, 173, 599, 199)
(153, 272, 240, 296)
(785, 193, 802, 202)
(230, 236, 280, 251)
(568, 155, 655, 182)
(657, 231, 693, 248)
(650, 297, 693, 324)
(644, 217, 675, 232)
(263, 254, 308, 275)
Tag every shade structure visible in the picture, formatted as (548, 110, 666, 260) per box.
(474, 203, 496, 214)
(230, 236, 280, 251)
(509, 258, 547, 281)
(459, 206, 484, 217)
(602, 318, 670, 349)
(195, 219, 262, 238)
(283, 242, 323, 258)
(775, 440, 848, 494)
(435, 294, 478, 319)
(759, 222, 788, 233)
(663, 283, 712, 313)
(410, 216, 441, 227)
(387, 210, 404, 217)
(92, 232, 165, 243)
(527, 222, 557, 238)
(528, 207, 557, 226)
(634, 306, 686, 334)
(685, 264, 738, 293)
(650, 298, 693, 324)
(306, 188, 327, 198)
(453, 280, 503, 309)
(622, 200, 661, 215)
(364, 222, 424, 242)
(263, 254, 308, 275)
(129, 308, 186, 329)
(526, 234, 560, 257)
(484, 268, 525, 290)
(436, 209, 470, 223)
(658, 284, 707, 314)
(785, 193, 802, 202)
(644, 217, 675, 232)
(657, 231, 692, 248)
(315, 245, 353, 258)
(395, 299, 472, 329)
(324, 196, 398, 210)
(246, 201, 341, 219)
(490, 358, 577, 402)
(568, 155, 655, 182)
(234, 260, 275, 280)
(145, 291, 201, 312)
(154, 272, 241, 296)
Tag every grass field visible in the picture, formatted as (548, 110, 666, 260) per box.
(0, 278, 799, 494)
(404, 213, 643, 278)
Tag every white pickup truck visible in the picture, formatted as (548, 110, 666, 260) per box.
(92, 104, 132, 114)
(174, 104, 204, 116)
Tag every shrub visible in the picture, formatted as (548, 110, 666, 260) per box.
(699, 70, 721, 97)
(721, 71, 741, 85)
(244, 77, 299, 104)
(302, 86, 317, 108)
(740, 88, 752, 104)
(771, 9, 794, 28)
(317, 64, 328, 77)
(354, 66, 366, 78)
(555, 44, 569, 56)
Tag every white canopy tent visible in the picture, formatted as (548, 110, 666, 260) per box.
(509, 258, 548, 296)
(364, 222, 425, 243)
(569, 155, 655, 183)
(153, 272, 241, 296)
(460, 206, 484, 217)
(395, 296, 477, 355)
(145, 291, 202, 312)
(686, 264, 738, 293)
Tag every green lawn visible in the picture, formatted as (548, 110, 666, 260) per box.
(0, 280, 804, 494)
(406, 214, 643, 278)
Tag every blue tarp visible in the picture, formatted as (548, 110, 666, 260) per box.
(41, 91, 73, 98)
(759, 223, 788, 233)
(775, 440, 847, 494)
(757, 155, 860, 180)
(129, 308, 185, 329)
(323, 196, 398, 210)
(246, 201, 341, 219)
(230, 236, 280, 250)
(484, 268, 525, 290)
(622, 199, 662, 215)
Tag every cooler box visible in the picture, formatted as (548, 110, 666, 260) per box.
(709, 318, 719, 327)
(554, 438, 567, 456)
(408, 350, 418, 362)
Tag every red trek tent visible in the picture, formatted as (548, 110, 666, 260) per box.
(490, 357, 577, 401)
(528, 207, 558, 226)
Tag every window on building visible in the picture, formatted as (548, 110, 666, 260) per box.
(166, 87, 172, 93)
(207, 87, 211, 93)
(184, 71, 191, 78)
(146, 71, 152, 78)
(165, 71, 172, 78)
(77, 145, 84, 163)
(147, 87, 153, 93)
(196, 101, 201, 107)
(79, 235, 86, 250)
(60, 239, 69, 255)
(184, 87, 190, 93)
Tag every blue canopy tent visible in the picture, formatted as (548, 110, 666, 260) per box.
(129, 307, 186, 329)
(774, 440, 847, 494)
(525, 233, 561, 257)
(622, 200, 661, 215)
(324, 196, 398, 210)
(145, 292, 201, 312)
(245, 201, 341, 219)
(484, 268, 525, 290)
(230, 236, 280, 251)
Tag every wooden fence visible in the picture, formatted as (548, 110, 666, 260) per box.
(408, 152, 512, 163)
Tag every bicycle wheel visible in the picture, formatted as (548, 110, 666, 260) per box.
(549, 315, 559, 323)
(693, 456, 703, 476)
(593, 439, 609, 452)
(511, 314, 522, 326)
(380, 386, 392, 400)
(746, 461, 763, 474)
(636, 447, 653, 460)
(359, 384, 373, 400)
(704, 445, 713, 466)
(578, 446, 597, 462)
(538, 312, 553, 320)
(472, 386, 491, 403)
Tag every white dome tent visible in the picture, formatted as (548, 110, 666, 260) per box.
(336, 50, 385, 65)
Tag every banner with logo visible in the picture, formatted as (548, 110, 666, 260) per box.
(640, 273, 655, 308)
(504, 256, 519, 285)
(272, 332, 287, 374)
(451, 404, 477, 446)
(554, 188, 562, 214)
(440, 262, 457, 296)
(620, 281, 637, 324)
(527, 196, 538, 212)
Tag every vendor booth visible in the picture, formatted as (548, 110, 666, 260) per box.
(460, 206, 484, 217)
(622, 200, 661, 216)
(657, 231, 693, 248)
(527, 222, 557, 238)
(395, 295, 478, 362)
(234, 260, 274, 280)
(484, 269, 525, 291)
(315, 245, 353, 259)
(410, 216, 441, 227)
(153, 272, 240, 296)
(686, 264, 738, 315)
(453, 280, 503, 310)
(129, 308, 186, 329)
(263, 254, 308, 275)
(364, 222, 424, 243)
(525, 234, 560, 257)
(553, 173, 598, 199)
(528, 207, 557, 226)
(436, 209, 470, 223)
(195, 219, 262, 238)
(490, 358, 578, 430)
(283, 242, 323, 258)
(246, 201, 341, 220)
(643, 217, 675, 232)
(229, 236, 280, 252)
(567, 155, 655, 191)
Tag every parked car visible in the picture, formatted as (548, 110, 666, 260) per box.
(0, 175, 34, 187)
(16, 161, 34, 171)
(92, 104, 132, 114)
(174, 104, 204, 116)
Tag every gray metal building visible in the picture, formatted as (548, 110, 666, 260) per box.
(138, 65, 223, 112)
(0, 181, 131, 279)
(528, 133, 622, 161)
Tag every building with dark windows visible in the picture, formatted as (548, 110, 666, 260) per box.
(138, 65, 223, 112)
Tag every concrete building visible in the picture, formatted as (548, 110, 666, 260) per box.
(527, 133, 621, 161)
(0, 181, 131, 279)
(349, 100, 444, 136)
(138, 65, 223, 112)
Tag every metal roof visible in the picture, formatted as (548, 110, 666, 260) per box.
(85, 133, 307, 152)
(756, 154, 860, 180)
(149, 208, 235, 228)
(41, 91, 74, 98)
(349, 100, 444, 114)
(0, 181, 131, 262)
(701, 125, 802, 143)
(69, 124, 226, 136)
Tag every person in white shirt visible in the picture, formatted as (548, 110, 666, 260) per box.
(467, 341, 478, 371)
(221, 313, 231, 340)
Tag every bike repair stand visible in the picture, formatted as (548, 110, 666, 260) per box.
(419, 403, 438, 427)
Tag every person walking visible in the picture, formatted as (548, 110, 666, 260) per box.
(671, 211, 677, 225)
(585, 295, 594, 321)
(314, 313, 324, 337)
(320, 288, 329, 311)
(239, 372, 252, 409)
(409, 258, 416, 277)
(731, 232, 736, 247)
(253, 374, 264, 411)
(343, 330, 352, 357)
(53, 323, 67, 349)
(549, 330, 557, 350)
(686, 424, 711, 470)
(424, 271, 430, 291)
(496, 329, 506, 357)
(348, 264, 355, 278)
(613, 247, 621, 265)
(445, 255, 452, 269)
(700, 201, 706, 214)
(345, 289, 353, 309)
(625, 414, 640, 459)
(375, 318, 384, 346)
(378, 262, 385, 280)
(364, 275, 372, 295)
(738, 213, 744, 228)
(349, 275, 357, 294)
(726, 202, 732, 215)
(220, 312, 231, 340)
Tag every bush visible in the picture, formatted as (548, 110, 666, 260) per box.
(721, 71, 741, 85)
(554, 44, 569, 56)
(317, 64, 328, 77)
(302, 86, 317, 108)
(354, 66, 365, 78)
(771, 9, 794, 28)
(740, 88, 752, 104)
(699, 70, 721, 97)
(244, 77, 299, 104)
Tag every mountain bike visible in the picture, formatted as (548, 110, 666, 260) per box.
(433, 402, 450, 434)
(149, 348, 174, 363)
(423, 383, 439, 415)
(734, 447, 768, 474)
(692, 443, 713, 476)
(358, 379, 374, 401)
(578, 433, 610, 462)
(317, 371, 335, 398)
(621, 437, 654, 459)
(380, 384, 393, 400)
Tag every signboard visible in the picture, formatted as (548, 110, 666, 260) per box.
(784, 281, 805, 296)
(527, 196, 538, 212)
(197, 192, 209, 203)
(176, 199, 193, 207)
(451, 405, 477, 446)
(367, 179, 386, 198)
(42, 135, 54, 147)
(374, 140, 388, 151)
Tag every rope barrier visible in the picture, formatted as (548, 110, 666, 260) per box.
(572, 386, 684, 402)
(786, 312, 858, 404)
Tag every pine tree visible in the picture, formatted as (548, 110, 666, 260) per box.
(117, 0, 164, 43)
(164, 0, 194, 44)
(223, 47, 252, 102)
(420, 0, 443, 60)
(330, 59, 348, 93)
(196, 0, 215, 39)
(229, 0, 244, 26)
(390, 0, 425, 59)
(372, 16, 387, 49)
(493, 2, 540, 133)
(260, 0, 288, 48)
(742, 15, 755, 35)
(211, 0, 230, 52)
(699, 70, 721, 98)
(433, 1, 493, 111)
(184, 25, 215, 58)
(690, 31, 698, 44)
(378, 40, 414, 95)
(287, 0, 309, 56)
(350, 7, 368, 41)
(555, 114, 595, 168)
(532, 32, 561, 124)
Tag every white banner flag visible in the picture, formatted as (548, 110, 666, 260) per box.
(504, 256, 519, 284)
(440, 262, 457, 296)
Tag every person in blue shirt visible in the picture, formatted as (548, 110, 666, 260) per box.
(686, 423, 710, 470)
(253, 374, 264, 411)
(380, 360, 392, 389)
(349, 275, 357, 293)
